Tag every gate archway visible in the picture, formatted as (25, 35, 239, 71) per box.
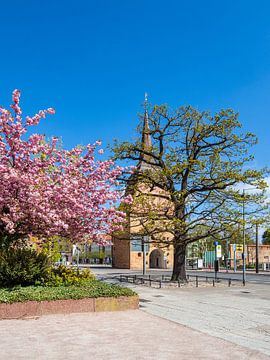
(149, 249, 165, 269)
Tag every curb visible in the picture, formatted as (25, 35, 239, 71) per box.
(0, 295, 139, 320)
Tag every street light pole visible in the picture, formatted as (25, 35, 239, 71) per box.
(242, 187, 263, 284)
(242, 189, 246, 286)
(255, 223, 259, 274)
(142, 236, 147, 276)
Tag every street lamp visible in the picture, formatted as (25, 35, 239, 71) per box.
(242, 189, 246, 286)
(242, 187, 260, 285)
(255, 223, 259, 274)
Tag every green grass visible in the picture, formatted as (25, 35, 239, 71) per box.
(0, 281, 136, 304)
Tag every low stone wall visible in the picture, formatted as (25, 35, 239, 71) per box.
(0, 295, 139, 319)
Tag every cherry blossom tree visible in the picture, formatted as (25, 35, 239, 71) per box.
(0, 90, 131, 248)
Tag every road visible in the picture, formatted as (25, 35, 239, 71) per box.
(187, 270, 270, 285)
(88, 265, 270, 285)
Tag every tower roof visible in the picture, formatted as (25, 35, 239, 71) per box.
(138, 93, 152, 170)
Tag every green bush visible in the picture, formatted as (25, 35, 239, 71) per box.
(0, 247, 49, 287)
(41, 265, 95, 286)
(0, 281, 136, 304)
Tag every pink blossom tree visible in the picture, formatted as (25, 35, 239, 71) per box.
(0, 90, 131, 248)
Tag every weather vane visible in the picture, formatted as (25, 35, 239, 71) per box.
(144, 92, 148, 103)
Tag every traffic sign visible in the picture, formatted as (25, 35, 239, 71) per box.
(216, 245, 222, 258)
(236, 244, 243, 252)
(232, 244, 243, 252)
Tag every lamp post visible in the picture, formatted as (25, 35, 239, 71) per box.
(242, 189, 246, 286)
(255, 223, 259, 274)
(142, 236, 146, 276)
(142, 235, 149, 276)
(242, 187, 260, 285)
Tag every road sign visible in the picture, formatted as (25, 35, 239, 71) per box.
(232, 244, 243, 252)
(236, 244, 243, 252)
(216, 245, 222, 258)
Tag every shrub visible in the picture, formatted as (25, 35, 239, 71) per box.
(0, 281, 136, 304)
(42, 265, 95, 286)
(0, 247, 49, 287)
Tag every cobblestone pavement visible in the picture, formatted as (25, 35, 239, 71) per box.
(92, 267, 270, 357)
(1, 310, 269, 360)
(118, 282, 270, 357)
(1, 267, 270, 359)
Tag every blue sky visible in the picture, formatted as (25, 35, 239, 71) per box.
(1, 0, 270, 168)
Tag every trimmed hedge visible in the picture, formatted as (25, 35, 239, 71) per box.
(0, 281, 136, 304)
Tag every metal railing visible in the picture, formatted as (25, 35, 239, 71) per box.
(118, 273, 241, 288)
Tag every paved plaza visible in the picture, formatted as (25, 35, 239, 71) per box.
(1, 267, 270, 359)
(1, 310, 269, 360)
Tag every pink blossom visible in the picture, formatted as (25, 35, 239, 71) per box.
(121, 194, 133, 204)
(0, 89, 129, 245)
(12, 89, 21, 103)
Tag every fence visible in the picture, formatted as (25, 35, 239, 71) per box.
(118, 273, 241, 288)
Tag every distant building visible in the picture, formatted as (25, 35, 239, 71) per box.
(230, 244, 270, 269)
(247, 244, 270, 269)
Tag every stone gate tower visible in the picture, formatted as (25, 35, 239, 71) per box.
(112, 95, 174, 270)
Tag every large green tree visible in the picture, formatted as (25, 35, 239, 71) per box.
(113, 104, 267, 281)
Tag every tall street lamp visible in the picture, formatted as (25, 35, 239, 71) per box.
(242, 187, 261, 285)
(255, 223, 259, 274)
(242, 189, 247, 286)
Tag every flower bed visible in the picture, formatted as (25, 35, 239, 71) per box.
(0, 281, 138, 319)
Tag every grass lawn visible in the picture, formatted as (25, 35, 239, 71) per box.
(0, 281, 136, 304)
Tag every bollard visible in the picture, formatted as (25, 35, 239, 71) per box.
(196, 276, 198, 287)
(149, 279, 152, 287)
(178, 279, 180, 287)
(228, 278, 231, 287)
(159, 280, 162, 288)
(213, 279, 215, 287)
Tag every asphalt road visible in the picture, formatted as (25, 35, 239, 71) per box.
(88, 265, 270, 285)
(187, 270, 270, 284)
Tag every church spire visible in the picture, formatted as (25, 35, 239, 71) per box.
(141, 92, 152, 149)
(139, 93, 152, 169)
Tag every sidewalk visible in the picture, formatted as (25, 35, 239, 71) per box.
(1, 310, 268, 360)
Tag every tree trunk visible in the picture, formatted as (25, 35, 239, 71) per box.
(171, 242, 187, 282)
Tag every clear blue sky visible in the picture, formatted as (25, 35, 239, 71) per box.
(1, 0, 270, 168)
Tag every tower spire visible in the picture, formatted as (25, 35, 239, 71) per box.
(144, 92, 148, 109)
(138, 92, 152, 169)
(142, 92, 151, 149)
